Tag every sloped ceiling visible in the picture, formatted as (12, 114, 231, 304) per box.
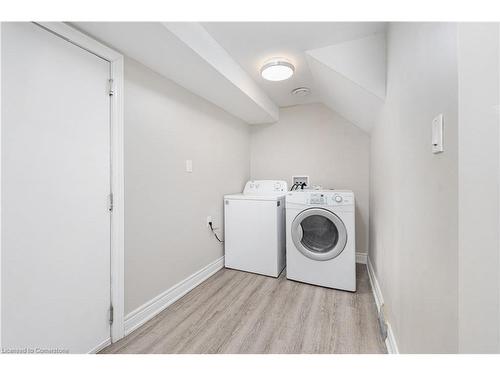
(306, 54, 384, 133)
(306, 33, 386, 132)
(72, 22, 279, 124)
(202, 22, 387, 132)
(307, 34, 386, 99)
(72, 22, 387, 131)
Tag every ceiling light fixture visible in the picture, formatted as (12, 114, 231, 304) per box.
(260, 58, 295, 81)
(291, 87, 311, 97)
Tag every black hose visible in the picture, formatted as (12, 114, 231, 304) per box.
(209, 222, 224, 243)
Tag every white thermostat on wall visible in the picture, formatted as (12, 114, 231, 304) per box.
(432, 114, 444, 154)
(185, 159, 193, 172)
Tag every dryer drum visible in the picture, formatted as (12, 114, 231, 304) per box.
(292, 208, 347, 261)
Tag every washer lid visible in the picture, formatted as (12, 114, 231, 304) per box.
(291, 208, 348, 261)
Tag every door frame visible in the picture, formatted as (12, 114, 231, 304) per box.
(0, 22, 126, 345)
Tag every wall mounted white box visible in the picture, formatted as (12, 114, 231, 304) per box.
(432, 114, 444, 154)
(186, 159, 193, 172)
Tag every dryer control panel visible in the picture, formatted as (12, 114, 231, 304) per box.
(309, 192, 326, 205)
(287, 190, 355, 207)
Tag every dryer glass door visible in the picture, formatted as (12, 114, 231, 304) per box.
(292, 208, 347, 261)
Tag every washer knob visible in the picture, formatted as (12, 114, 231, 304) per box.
(334, 195, 343, 203)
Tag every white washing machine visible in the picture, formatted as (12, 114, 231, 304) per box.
(224, 180, 287, 277)
(286, 190, 356, 291)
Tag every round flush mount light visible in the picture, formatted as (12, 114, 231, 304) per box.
(260, 58, 295, 81)
(291, 87, 311, 97)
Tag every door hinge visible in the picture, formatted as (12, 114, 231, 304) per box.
(108, 79, 115, 96)
(108, 193, 114, 212)
(109, 304, 114, 325)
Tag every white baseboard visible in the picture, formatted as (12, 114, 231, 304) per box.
(366, 257, 399, 354)
(385, 322, 399, 354)
(367, 257, 383, 310)
(89, 337, 111, 354)
(356, 252, 368, 264)
(124, 256, 224, 336)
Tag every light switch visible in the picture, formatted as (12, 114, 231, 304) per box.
(186, 159, 193, 173)
(432, 114, 444, 154)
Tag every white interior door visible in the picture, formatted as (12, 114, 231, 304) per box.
(1, 22, 111, 353)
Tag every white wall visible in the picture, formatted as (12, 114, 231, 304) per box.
(250, 103, 370, 254)
(124, 58, 250, 314)
(369, 23, 459, 353)
(457, 23, 500, 353)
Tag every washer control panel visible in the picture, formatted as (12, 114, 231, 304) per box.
(243, 180, 288, 195)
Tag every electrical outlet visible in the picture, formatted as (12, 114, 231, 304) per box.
(206, 216, 213, 228)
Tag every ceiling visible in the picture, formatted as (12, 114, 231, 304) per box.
(73, 22, 387, 132)
(202, 22, 386, 108)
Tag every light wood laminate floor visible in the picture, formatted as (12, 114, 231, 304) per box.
(101, 265, 386, 354)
